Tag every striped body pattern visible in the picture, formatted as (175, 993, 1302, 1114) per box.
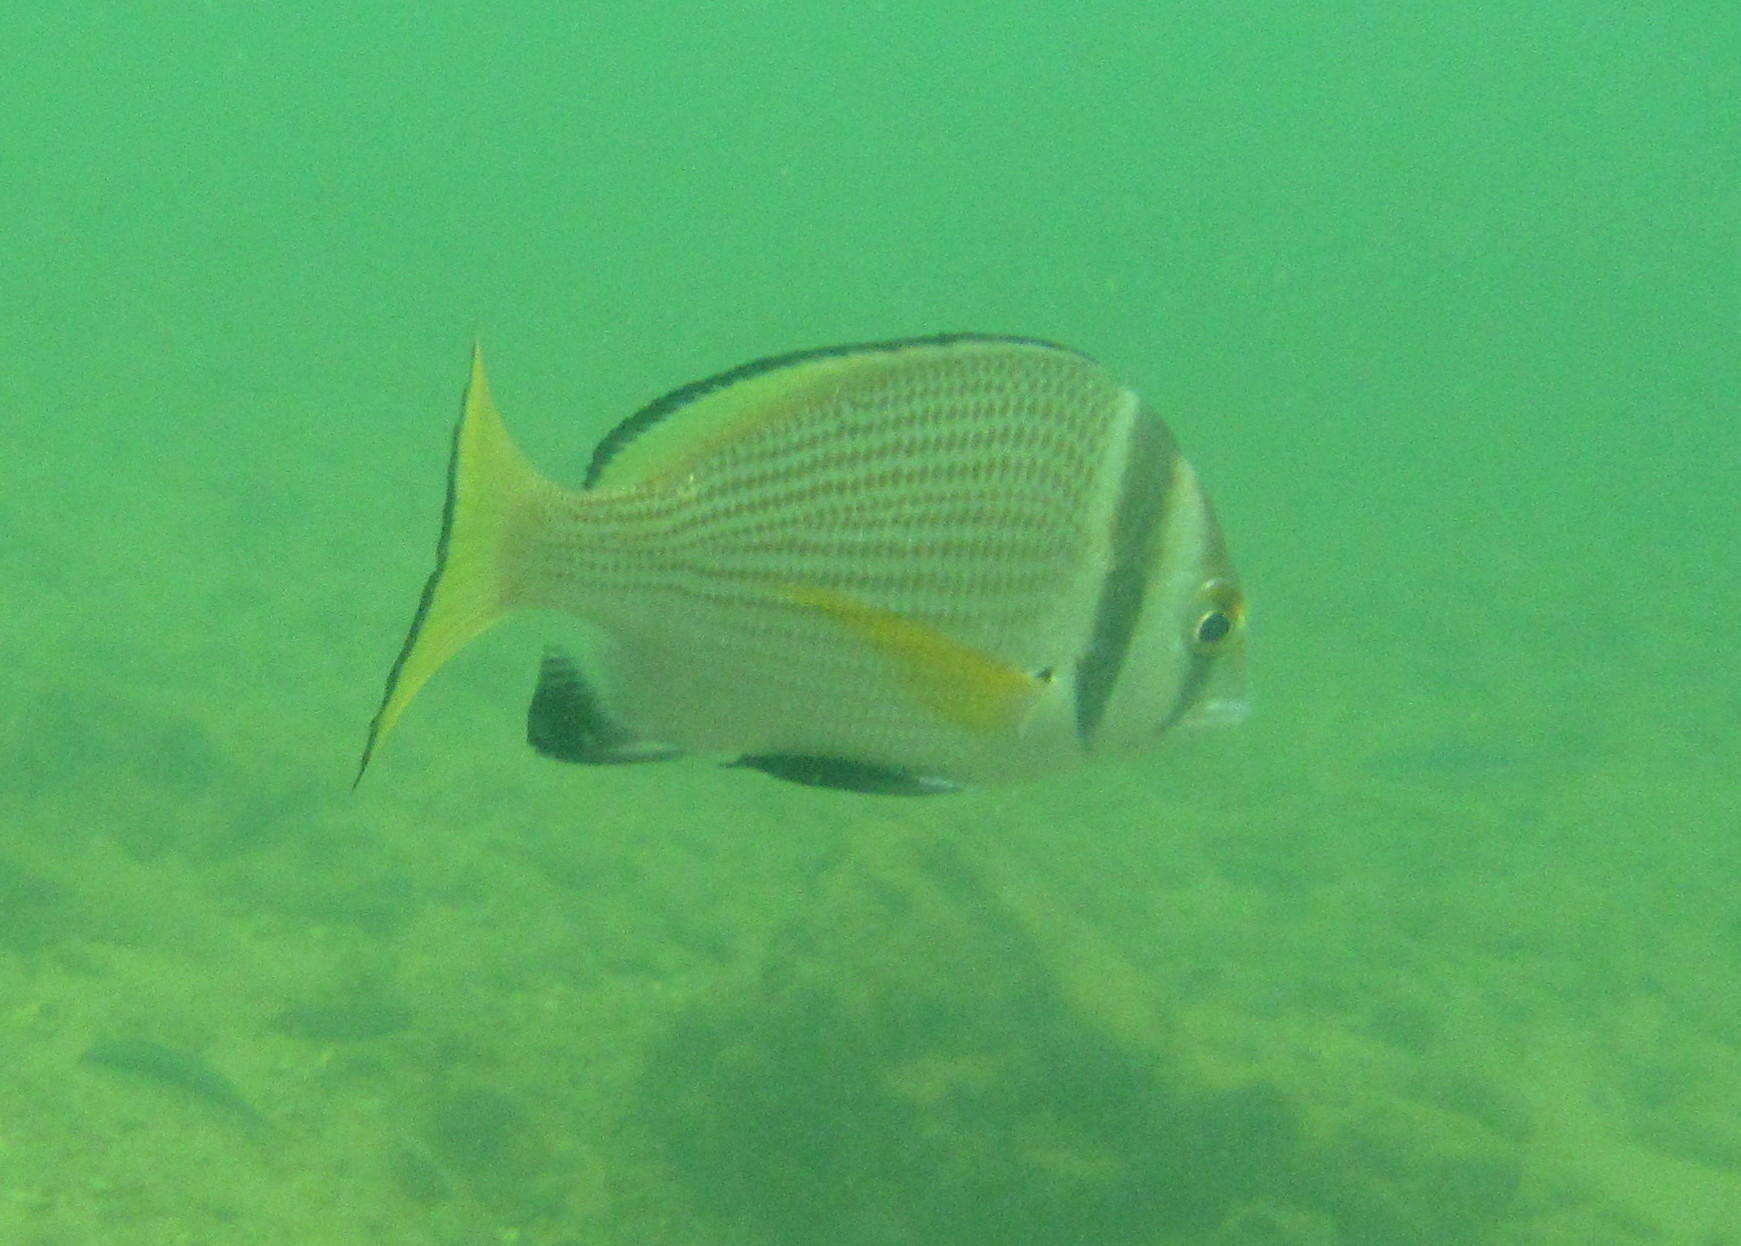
(360, 336, 1245, 790)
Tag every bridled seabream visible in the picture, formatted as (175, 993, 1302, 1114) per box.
(358, 335, 1246, 794)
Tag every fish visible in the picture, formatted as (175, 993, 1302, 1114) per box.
(358, 334, 1246, 794)
(82, 1036, 268, 1136)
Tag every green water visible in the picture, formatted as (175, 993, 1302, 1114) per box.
(3, 3, 1736, 1243)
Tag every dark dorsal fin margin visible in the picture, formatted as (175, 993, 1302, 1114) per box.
(582, 333, 1090, 489)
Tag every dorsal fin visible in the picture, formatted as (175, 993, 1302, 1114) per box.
(582, 333, 1087, 491)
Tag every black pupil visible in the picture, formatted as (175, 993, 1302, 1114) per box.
(1196, 610, 1232, 644)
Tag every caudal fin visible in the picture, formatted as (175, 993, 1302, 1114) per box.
(355, 345, 551, 784)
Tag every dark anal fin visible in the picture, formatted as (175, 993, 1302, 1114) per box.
(527, 648, 680, 765)
(728, 753, 960, 796)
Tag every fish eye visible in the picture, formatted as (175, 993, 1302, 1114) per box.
(1194, 609, 1233, 646)
(1190, 581, 1245, 650)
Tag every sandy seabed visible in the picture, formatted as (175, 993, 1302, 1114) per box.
(1, 394, 1735, 1246)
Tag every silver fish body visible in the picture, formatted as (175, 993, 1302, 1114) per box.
(360, 335, 1245, 792)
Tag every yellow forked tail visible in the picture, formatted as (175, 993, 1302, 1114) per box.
(355, 345, 551, 784)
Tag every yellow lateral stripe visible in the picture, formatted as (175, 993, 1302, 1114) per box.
(782, 583, 1039, 733)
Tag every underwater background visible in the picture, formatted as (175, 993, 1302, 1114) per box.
(2, 2, 1736, 1243)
